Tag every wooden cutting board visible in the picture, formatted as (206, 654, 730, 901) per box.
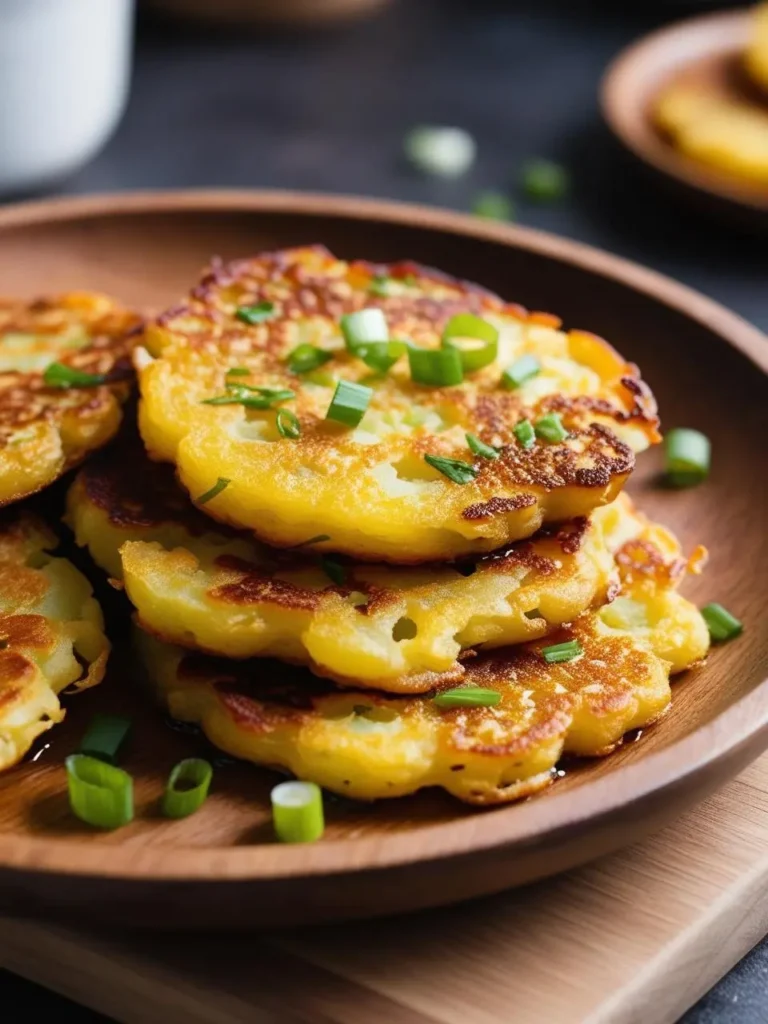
(1, 756, 767, 1024)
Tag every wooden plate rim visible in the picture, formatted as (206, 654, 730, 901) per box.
(0, 187, 765, 883)
(601, 7, 768, 215)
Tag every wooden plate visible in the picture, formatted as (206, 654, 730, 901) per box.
(601, 8, 768, 224)
(0, 190, 765, 930)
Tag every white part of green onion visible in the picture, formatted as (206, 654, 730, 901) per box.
(271, 781, 325, 843)
(404, 126, 477, 178)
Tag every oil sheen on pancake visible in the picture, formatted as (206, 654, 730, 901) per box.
(0, 291, 142, 506)
(66, 443, 619, 693)
(136, 247, 658, 562)
(0, 512, 110, 771)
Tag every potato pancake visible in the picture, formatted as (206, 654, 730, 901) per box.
(136, 562, 708, 805)
(0, 512, 109, 771)
(655, 82, 768, 186)
(66, 444, 618, 692)
(137, 247, 658, 562)
(0, 291, 142, 506)
(745, 2, 768, 94)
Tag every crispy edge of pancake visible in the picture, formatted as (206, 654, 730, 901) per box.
(0, 511, 110, 771)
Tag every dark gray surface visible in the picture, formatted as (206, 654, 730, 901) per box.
(1, 1, 766, 1021)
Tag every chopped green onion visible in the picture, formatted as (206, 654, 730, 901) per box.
(287, 344, 333, 375)
(235, 301, 275, 325)
(43, 362, 107, 389)
(293, 534, 331, 548)
(701, 603, 743, 643)
(522, 159, 569, 202)
(466, 433, 499, 459)
(325, 379, 373, 427)
(202, 385, 294, 410)
(276, 408, 301, 439)
(404, 126, 477, 178)
(226, 366, 251, 378)
(502, 354, 541, 390)
(79, 714, 132, 765)
(471, 191, 515, 221)
(340, 309, 389, 351)
(433, 686, 501, 709)
(320, 555, 347, 586)
(534, 413, 568, 443)
(541, 639, 583, 663)
(408, 346, 464, 387)
(441, 314, 499, 373)
(368, 275, 392, 297)
(514, 419, 536, 449)
(197, 477, 230, 505)
(163, 758, 213, 819)
(355, 340, 407, 375)
(424, 453, 478, 484)
(664, 428, 711, 488)
(403, 274, 418, 287)
(271, 780, 325, 843)
(66, 754, 133, 829)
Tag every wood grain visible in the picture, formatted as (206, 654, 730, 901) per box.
(2, 754, 768, 1024)
(0, 190, 765, 928)
(602, 9, 768, 224)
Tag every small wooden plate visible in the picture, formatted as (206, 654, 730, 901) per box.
(0, 190, 765, 930)
(601, 8, 768, 224)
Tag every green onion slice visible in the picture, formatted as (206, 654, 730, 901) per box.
(197, 477, 230, 505)
(43, 362, 108, 389)
(287, 343, 332, 375)
(271, 780, 325, 843)
(226, 366, 251, 378)
(541, 639, 583, 664)
(408, 345, 464, 387)
(293, 534, 331, 548)
(466, 433, 499, 459)
(79, 714, 132, 765)
(664, 428, 711, 488)
(514, 419, 536, 449)
(163, 758, 213, 819)
(368, 275, 391, 297)
(235, 301, 275, 325)
(202, 385, 294, 410)
(66, 754, 134, 829)
(534, 413, 568, 443)
(340, 309, 389, 351)
(522, 159, 569, 202)
(320, 555, 347, 586)
(701, 603, 743, 643)
(433, 686, 501, 709)
(404, 125, 477, 178)
(276, 408, 301, 439)
(471, 191, 515, 221)
(424, 453, 478, 484)
(325, 380, 372, 427)
(502, 354, 541, 390)
(441, 314, 499, 373)
(356, 340, 407, 374)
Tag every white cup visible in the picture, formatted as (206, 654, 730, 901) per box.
(0, 0, 134, 194)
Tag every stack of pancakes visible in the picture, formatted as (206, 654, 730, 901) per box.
(0, 248, 711, 804)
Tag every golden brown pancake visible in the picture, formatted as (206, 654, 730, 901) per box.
(0, 291, 142, 506)
(136, 247, 658, 562)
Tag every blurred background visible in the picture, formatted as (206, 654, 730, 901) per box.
(0, 0, 765, 332)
